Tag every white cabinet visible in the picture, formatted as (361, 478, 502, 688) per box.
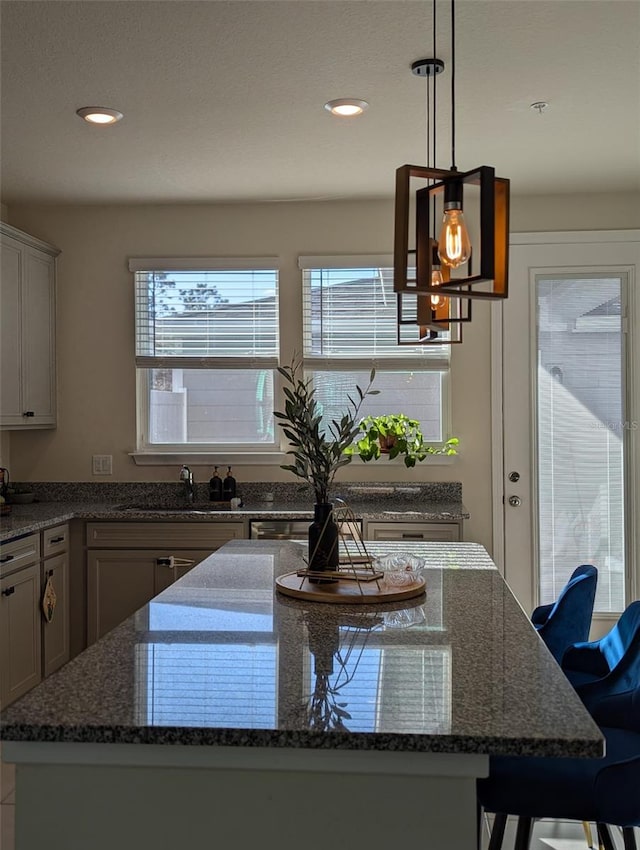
(0, 533, 42, 709)
(364, 520, 462, 542)
(86, 521, 244, 644)
(1, 222, 59, 429)
(41, 523, 70, 678)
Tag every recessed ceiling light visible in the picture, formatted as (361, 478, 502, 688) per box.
(76, 106, 123, 125)
(324, 98, 369, 117)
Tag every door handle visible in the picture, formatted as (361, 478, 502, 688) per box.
(508, 495, 522, 507)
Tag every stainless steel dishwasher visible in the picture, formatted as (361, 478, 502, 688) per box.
(249, 518, 362, 541)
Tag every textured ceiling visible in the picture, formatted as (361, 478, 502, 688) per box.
(1, 0, 639, 205)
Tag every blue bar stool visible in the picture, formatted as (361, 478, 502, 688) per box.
(531, 564, 598, 664)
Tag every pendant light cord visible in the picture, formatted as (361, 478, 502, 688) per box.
(431, 0, 438, 236)
(426, 60, 431, 169)
(450, 0, 456, 170)
(432, 0, 437, 172)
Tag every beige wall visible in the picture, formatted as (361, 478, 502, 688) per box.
(5, 192, 640, 551)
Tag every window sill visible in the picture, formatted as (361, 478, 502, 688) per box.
(355, 455, 459, 466)
(130, 452, 459, 467)
(130, 451, 290, 466)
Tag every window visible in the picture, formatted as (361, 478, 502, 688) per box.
(131, 258, 279, 453)
(300, 257, 451, 443)
(536, 274, 627, 613)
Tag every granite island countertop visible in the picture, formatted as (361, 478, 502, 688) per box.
(1, 538, 603, 759)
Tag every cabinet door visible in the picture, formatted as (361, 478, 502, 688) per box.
(365, 521, 462, 542)
(0, 235, 24, 425)
(87, 549, 213, 643)
(42, 552, 70, 677)
(22, 248, 56, 426)
(0, 232, 56, 429)
(0, 563, 42, 709)
(87, 550, 157, 643)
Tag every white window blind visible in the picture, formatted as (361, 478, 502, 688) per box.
(133, 261, 279, 368)
(537, 275, 626, 613)
(298, 259, 451, 443)
(132, 258, 279, 450)
(300, 262, 449, 369)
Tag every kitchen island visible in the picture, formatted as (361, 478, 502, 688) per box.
(1, 539, 603, 850)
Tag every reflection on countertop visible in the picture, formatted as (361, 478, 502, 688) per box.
(2, 539, 602, 759)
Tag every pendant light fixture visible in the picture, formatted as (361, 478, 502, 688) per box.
(395, 3, 471, 345)
(394, 0, 510, 304)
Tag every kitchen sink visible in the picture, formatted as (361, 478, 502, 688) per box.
(110, 503, 233, 513)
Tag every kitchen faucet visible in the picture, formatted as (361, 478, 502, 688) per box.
(179, 465, 195, 505)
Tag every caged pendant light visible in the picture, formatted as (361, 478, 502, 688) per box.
(396, 2, 471, 345)
(396, 59, 472, 345)
(394, 0, 510, 310)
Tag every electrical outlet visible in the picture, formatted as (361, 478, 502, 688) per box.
(92, 455, 113, 475)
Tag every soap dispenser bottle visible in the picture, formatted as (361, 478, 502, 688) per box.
(209, 466, 223, 502)
(222, 466, 236, 500)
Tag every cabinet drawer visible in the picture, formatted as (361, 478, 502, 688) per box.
(43, 523, 69, 558)
(365, 521, 462, 542)
(0, 532, 40, 577)
(86, 521, 244, 549)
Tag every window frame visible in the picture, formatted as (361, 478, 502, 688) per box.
(130, 257, 285, 463)
(299, 255, 454, 449)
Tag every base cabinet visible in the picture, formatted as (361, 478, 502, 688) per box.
(86, 521, 244, 644)
(1, 523, 72, 708)
(364, 520, 462, 542)
(87, 548, 214, 642)
(0, 556, 42, 710)
(41, 523, 70, 678)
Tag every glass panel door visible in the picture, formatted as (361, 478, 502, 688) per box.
(536, 275, 626, 613)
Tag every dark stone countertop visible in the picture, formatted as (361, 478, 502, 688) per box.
(1, 539, 603, 759)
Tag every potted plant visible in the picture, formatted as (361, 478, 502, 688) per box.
(348, 413, 459, 468)
(274, 357, 377, 572)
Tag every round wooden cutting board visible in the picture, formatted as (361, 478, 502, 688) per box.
(275, 571, 426, 604)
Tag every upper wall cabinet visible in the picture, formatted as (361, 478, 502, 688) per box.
(1, 223, 60, 429)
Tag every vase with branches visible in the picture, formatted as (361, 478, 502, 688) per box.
(274, 357, 377, 572)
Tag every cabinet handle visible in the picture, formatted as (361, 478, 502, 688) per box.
(49, 536, 65, 544)
(0, 554, 15, 564)
(2, 586, 15, 597)
(156, 556, 195, 568)
(47, 569, 54, 578)
(157, 557, 173, 568)
(22, 411, 35, 417)
(401, 533, 425, 539)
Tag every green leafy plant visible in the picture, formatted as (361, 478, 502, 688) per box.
(274, 357, 378, 503)
(347, 413, 459, 468)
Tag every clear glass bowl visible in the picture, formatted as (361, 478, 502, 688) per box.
(374, 553, 426, 586)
